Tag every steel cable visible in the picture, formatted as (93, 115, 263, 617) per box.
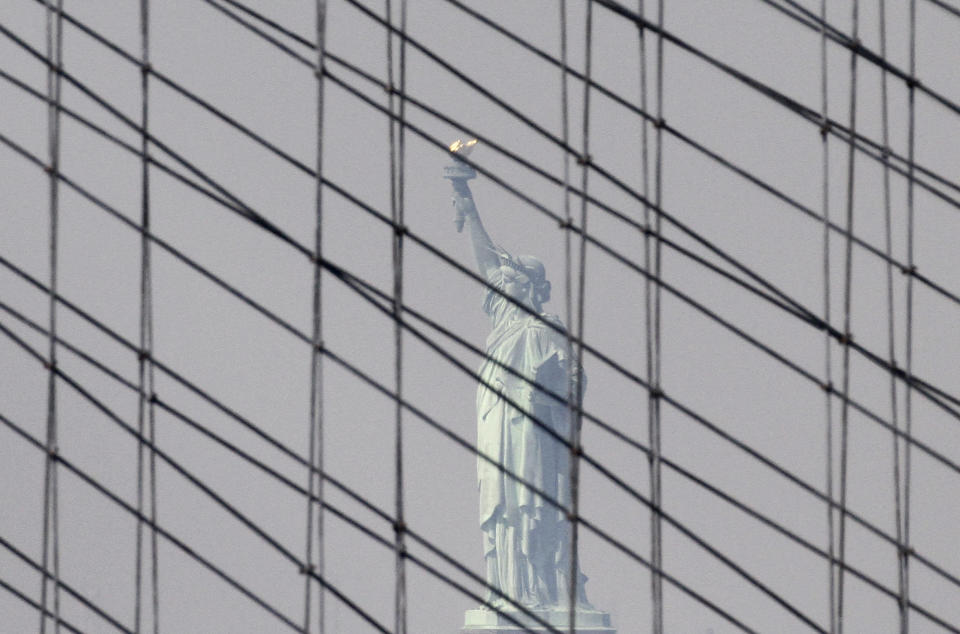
(1, 11, 960, 628)
(1, 180, 960, 619)
(877, 1, 908, 630)
(0, 574, 82, 634)
(567, 2, 593, 631)
(3, 119, 960, 605)
(903, 0, 919, 628)
(817, 2, 836, 631)
(0, 283, 755, 633)
(0, 323, 392, 634)
(198, 0, 960, 423)
(212, 0, 960, 319)
(649, 1, 666, 630)
(835, 2, 861, 630)
(0, 307, 569, 634)
(39, 2, 65, 633)
(302, 0, 328, 630)
(385, 1, 408, 631)
(3, 125, 960, 602)
(26, 0, 960, 426)
(0, 533, 132, 633)
(0, 412, 306, 632)
(4, 2, 959, 629)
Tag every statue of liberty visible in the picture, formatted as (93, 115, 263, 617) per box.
(447, 156, 591, 613)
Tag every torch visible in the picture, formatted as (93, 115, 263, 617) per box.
(443, 138, 478, 232)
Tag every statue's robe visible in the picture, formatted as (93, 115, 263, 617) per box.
(476, 268, 588, 608)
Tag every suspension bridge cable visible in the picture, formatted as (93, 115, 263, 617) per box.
(335, 0, 828, 329)
(318, 256, 959, 633)
(588, 0, 960, 219)
(319, 350, 757, 634)
(439, 0, 960, 243)
(877, 1, 908, 630)
(649, 1, 666, 629)
(437, 0, 960, 248)
(0, 306, 569, 634)
(817, 2, 836, 631)
(303, 0, 328, 630)
(925, 0, 960, 19)
(319, 65, 960, 436)
(207, 0, 960, 320)
(0, 412, 305, 632)
(0, 323, 393, 634)
(558, 3, 576, 630)
(0, 303, 568, 634)
(339, 26, 960, 426)
(3, 87, 956, 632)
(4, 5, 958, 628)
(39, 2, 64, 633)
(0, 64, 843, 470)
(314, 259, 829, 632)
(567, 3, 594, 631)
(0, 264, 752, 634)
(134, 0, 159, 630)
(2, 200, 956, 634)
(336, 79, 960, 474)
(6, 205, 957, 616)
(762, 0, 960, 124)
(193, 0, 819, 333)
(0, 222, 826, 633)
(206, 0, 960, 233)
(0, 573, 82, 634)
(0, 533, 132, 633)
(28, 1, 960, 423)
(2, 122, 958, 601)
(385, 1, 408, 631)
(836, 1, 861, 629)
(3, 110, 960, 593)
(634, 1, 659, 630)
(0, 21, 308, 249)
(0, 140, 643, 634)
(0, 252, 700, 634)
(904, 0, 918, 628)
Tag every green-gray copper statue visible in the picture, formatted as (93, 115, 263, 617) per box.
(446, 140, 591, 612)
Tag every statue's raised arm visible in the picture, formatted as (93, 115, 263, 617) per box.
(451, 181, 500, 279)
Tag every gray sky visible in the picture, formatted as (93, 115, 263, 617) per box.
(2, 1, 960, 632)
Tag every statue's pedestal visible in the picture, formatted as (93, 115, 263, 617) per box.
(462, 607, 615, 633)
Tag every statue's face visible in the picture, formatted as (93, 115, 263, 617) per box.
(500, 266, 532, 303)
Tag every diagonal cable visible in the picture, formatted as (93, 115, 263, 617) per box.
(3, 127, 960, 596)
(21, 0, 960, 426)
(0, 533, 132, 633)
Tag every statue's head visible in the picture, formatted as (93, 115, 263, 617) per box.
(499, 254, 551, 310)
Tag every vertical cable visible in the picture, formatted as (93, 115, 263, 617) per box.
(648, 0, 666, 631)
(304, 0, 328, 631)
(569, 2, 593, 632)
(385, 0, 408, 631)
(817, 2, 836, 632)
(135, 0, 159, 631)
(639, 0, 663, 631)
(558, 3, 578, 627)
(902, 0, 917, 626)
(877, 1, 907, 631)
(836, 2, 859, 632)
(39, 2, 65, 633)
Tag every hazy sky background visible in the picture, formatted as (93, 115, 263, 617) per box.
(2, 1, 960, 632)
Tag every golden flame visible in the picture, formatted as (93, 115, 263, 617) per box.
(449, 138, 479, 155)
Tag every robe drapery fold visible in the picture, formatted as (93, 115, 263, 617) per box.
(475, 264, 589, 608)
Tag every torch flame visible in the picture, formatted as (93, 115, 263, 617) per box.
(448, 138, 479, 156)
